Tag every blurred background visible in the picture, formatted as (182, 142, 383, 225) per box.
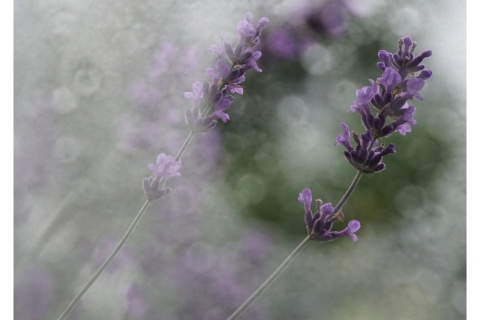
(14, 0, 465, 319)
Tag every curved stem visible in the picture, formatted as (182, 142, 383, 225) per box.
(226, 236, 311, 320)
(332, 171, 363, 216)
(57, 200, 151, 320)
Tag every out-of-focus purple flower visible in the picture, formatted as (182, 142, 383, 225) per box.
(125, 283, 148, 320)
(305, 0, 349, 37)
(298, 188, 361, 242)
(184, 12, 268, 132)
(123, 42, 203, 154)
(335, 124, 396, 173)
(143, 153, 180, 201)
(185, 82, 218, 133)
(147, 153, 181, 178)
(262, 0, 355, 60)
(15, 266, 54, 320)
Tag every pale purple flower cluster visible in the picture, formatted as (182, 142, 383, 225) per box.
(298, 189, 360, 242)
(263, 0, 354, 60)
(184, 13, 269, 132)
(143, 153, 181, 201)
(336, 37, 432, 173)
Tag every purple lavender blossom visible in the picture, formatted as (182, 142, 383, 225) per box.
(184, 13, 268, 132)
(298, 188, 361, 242)
(338, 37, 431, 172)
(147, 153, 181, 178)
(143, 153, 181, 201)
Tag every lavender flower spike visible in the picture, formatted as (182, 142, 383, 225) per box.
(184, 13, 269, 133)
(348, 37, 432, 139)
(338, 37, 431, 173)
(299, 188, 361, 242)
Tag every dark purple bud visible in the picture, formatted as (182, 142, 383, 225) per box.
(373, 116, 383, 131)
(373, 163, 386, 172)
(305, 211, 314, 232)
(239, 51, 254, 64)
(319, 203, 334, 221)
(409, 50, 432, 68)
(380, 124, 395, 137)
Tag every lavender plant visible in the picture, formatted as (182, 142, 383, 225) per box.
(226, 36, 432, 319)
(56, 12, 269, 320)
(53, 9, 433, 319)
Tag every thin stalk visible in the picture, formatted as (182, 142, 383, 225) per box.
(57, 200, 151, 320)
(331, 137, 376, 215)
(174, 130, 196, 162)
(332, 171, 362, 215)
(226, 235, 311, 320)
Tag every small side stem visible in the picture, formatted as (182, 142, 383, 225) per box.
(226, 236, 311, 320)
(57, 200, 152, 320)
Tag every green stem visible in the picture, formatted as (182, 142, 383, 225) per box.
(332, 171, 363, 216)
(56, 200, 151, 320)
(226, 235, 311, 320)
(174, 130, 196, 162)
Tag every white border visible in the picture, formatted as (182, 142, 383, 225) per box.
(3, 0, 13, 318)
(467, 0, 478, 319)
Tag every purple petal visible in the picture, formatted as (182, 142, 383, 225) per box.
(334, 123, 353, 150)
(377, 67, 401, 92)
(319, 203, 334, 221)
(298, 188, 312, 214)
